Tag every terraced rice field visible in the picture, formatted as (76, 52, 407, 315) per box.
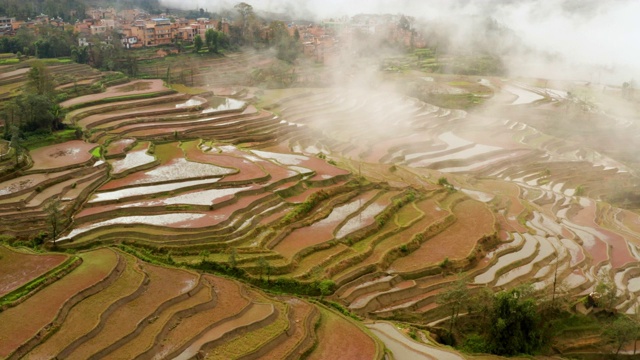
(0, 246, 68, 297)
(0, 246, 379, 360)
(2, 54, 640, 358)
(308, 307, 382, 360)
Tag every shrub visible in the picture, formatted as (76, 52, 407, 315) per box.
(462, 333, 489, 353)
(0, 234, 16, 244)
(438, 177, 456, 192)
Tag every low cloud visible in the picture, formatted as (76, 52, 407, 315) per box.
(160, 0, 640, 84)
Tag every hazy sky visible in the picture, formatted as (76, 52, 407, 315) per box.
(162, 0, 640, 82)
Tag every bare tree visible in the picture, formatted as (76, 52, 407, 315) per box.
(437, 274, 471, 335)
(44, 198, 62, 247)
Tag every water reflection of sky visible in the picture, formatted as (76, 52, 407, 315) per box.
(201, 97, 245, 114)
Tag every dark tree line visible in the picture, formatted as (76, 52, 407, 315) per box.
(3, 61, 64, 137)
(0, 0, 162, 21)
(0, 26, 76, 59)
(0, 0, 86, 22)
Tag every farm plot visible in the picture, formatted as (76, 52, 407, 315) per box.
(307, 307, 382, 360)
(62, 263, 199, 360)
(390, 199, 495, 272)
(108, 141, 155, 175)
(60, 79, 171, 109)
(330, 198, 448, 282)
(271, 190, 379, 259)
(26, 252, 146, 359)
(4, 54, 640, 360)
(29, 140, 97, 171)
(0, 246, 68, 297)
(0, 248, 118, 358)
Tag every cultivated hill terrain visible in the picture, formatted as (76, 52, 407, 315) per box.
(1, 48, 640, 359)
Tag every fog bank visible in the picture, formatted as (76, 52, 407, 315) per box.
(160, 0, 640, 84)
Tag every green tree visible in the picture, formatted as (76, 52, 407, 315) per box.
(71, 45, 89, 64)
(13, 93, 56, 133)
(487, 286, 544, 355)
(594, 273, 619, 311)
(2, 101, 20, 135)
(44, 197, 63, 247)
(269, 21, 299, 64)
(228, 248, 237, 268)
(604, 316, 640, 355)
(205, 28, 219, 53)
(14, 28, 36, 56)
(9, 126, 21, 166)
(194, 34, 203, 52)
(234, 2, 255, 43)
(318, 279, 335, 299)
(257, 256, 270, 281)
(437, 176, 455, 191)
(26, 61, 54, 97)
(199, 250, 210, 262)
(437, 275, 471, 335)
(467, 286, 495, 328)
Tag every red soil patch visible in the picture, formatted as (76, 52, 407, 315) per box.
(100, 158, 230, 190)
(0, 248, 118, 357)
(74, 192, 272, 236)
(307, 308, 377, 360)
(285, 184, 338, 204)
(107, 280, 211, 359)
(335, 191, 398, 239)
(60, 79, 168, 108)
(359, 134, 416, 163)
(113, 109, 271, 138)
(79, 100, 188, 130)
(65, 262, 198, 360)
(187, 193, 272, 228)
(25, 252, 145, 359)
(105, 138, 135, 157)
(182, 142, 268, 183)
(29, 140, 96, 171)
(273, 191, 378, 259)
(150, 275, 251, 359)
(340, 200, 444, 274)
(0, 246, 68, 297)
(0, 171, 74, 197)
(475, 180, 527, 232)
(570, 198, 635, 268)
(254, 158, 299, 187)
(391, 199, 494, 271)
(68, 94, 183, 125)
(258, 205, 292, 225)
(619, 209, 640, 235)
(258, 298, 316, 359)
(257, 144, 349, 181)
